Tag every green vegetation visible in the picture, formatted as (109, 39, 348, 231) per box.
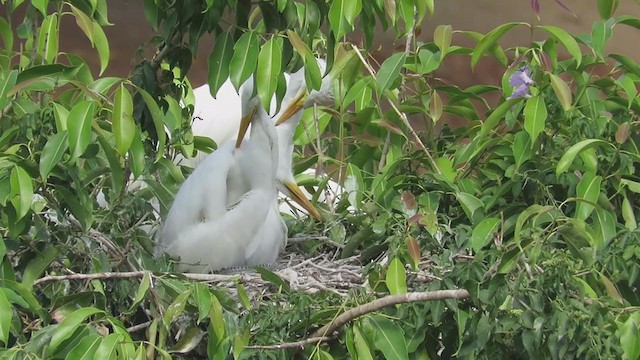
(0, 0, 639, 359)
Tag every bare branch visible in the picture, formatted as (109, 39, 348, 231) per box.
(245, 336, 336, 351)
(312, 289, 469, 338)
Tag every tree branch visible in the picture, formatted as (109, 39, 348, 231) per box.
(312, 289, 469, 338)
(244, 336, 335, 351)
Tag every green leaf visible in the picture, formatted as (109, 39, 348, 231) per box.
(21, 246, 58, 288)
(593, 209, 616, 249)
(194, 282, 212, 324)
(163, 289, 192, 327)
(513, 204, 550, 245)
(434, 25, 452, 55)
(94, 334, 122, 360)
(10, 165, 33, 220)
(328, 0, 352, 39)
(128, 127, 145, 179)
(343, 77, 372, 107)
(96, 135, 124, 194)
(37, 14, 59, 63)
(255, 267, 290, 292)
(512, 131, 532, 169)
(364, 315, 409, 360)
(456, 192, 484, 223)
(538, 25, 582, 67)
(65, 333, 101, 360)
(229, 31, 259, 91)
(620, 312, 640, 360)
(471, 22, 528, 68)
(126, 272, 150, 314)
(548, 73, 572, 111)
(112, 84, 135, 155)
(0, 70, 18, 110)
(50, 307, 105, 352)
(207, 31, 234, 98)
(136, 87, 166, 162)
(597, 0, 619, 19)
(353, 324, 374, 360)
(429, 89, 443, 123)
(39, 131, 69, 180)
(386, 258, 407, 296)
(556, 139, 612, 175)
(574, 171, 602, 221)
(376, 53, 406, 93)
(523, 95, 547, 143)
(67, 100, 95, 160)
(0, 288, 10, 346)
(478, 98, 520, 138)
(591, 19, 613, 59)
(621, 195, 637, 231)
(256, 36, 283, 113)
(92, 22, 110, 75)
(471, 217, 500, 252)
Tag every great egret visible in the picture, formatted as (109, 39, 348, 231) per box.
(186, 60, 339, 219)
(158, 80, 284, 272)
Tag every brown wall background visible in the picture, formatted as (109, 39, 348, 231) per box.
(5, 1, 640, 88)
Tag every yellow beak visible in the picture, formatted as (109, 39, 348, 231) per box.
(275, 90, 307, 126)
(235, 107, 257, 149)
(284, 181, 322, 221)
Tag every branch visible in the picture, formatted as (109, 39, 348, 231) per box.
(33, 271, 246, 286)
(244, 335, 335, 351)
(312, 289, 469, 338)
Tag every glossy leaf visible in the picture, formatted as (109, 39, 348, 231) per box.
(207, 31, 234, 98)
(386, 258, 407, 296)
(456, 192, 484, 223)
(10, 165, 33, 220)
(621, 195, 637, 231)
(94, 334, 122, 360)
(136, 87, 166, 162)
(548, 73, 572, 111)
(593, 209, 616, 249)
(112, 84, 135, 155)
(39, 131, 69, 180)
(65, 333, 101, 360)
(597, 0, 619, 19)
(0, 288, 10, 346)
(364, 315, 410, 360)
(229, 31, 259, 91)
(67, 101, 95, 160)
(353, 324, 374, 360)
(0, 70, 18, 110)
(591, 19, 613, 59)
(523, 95, 547, 143)
(539, 25, 582, 67)
(50, 307, 105, 352)
(256, 36, 283, 113)
(620, 312, 640, 360)
(512, 131, 532, 169)
(471, 22, 528, 68)
(429, 90, 443, 123)
(574, 171, 602, 221)
(471, 217, 500, 252)
(376, 53, 406, 93)
(556, 139, 612, 175)
(37, 14, 59, 63)
(434, 25, 452, 55)
(21, 246, 59, 287)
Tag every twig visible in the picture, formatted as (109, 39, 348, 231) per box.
(312, 289, 469, 338)
(350, 44, 442, 176)
(127, 320, 153, 333)
(245, 335, 335, 350)
(33, 271, 245, 286)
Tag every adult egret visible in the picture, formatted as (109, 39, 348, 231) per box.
(158, 81, 283, 272)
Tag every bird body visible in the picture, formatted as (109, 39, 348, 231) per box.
(158, 82, 284, 272)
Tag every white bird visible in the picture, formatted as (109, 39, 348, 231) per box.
(185, 60, 338, 219)
(158, 80, 283, 272)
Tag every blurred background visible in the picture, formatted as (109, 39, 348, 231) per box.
(38, 1, 640, 83)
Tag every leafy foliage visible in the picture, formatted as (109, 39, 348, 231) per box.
(0, 0, 639, 359)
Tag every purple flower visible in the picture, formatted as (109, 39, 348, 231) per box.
(507, 66, 534, 100)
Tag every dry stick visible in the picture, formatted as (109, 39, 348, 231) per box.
(33, 271, 248, 286)
(245, 336, 335, 351)
(312, 289, 469, 338)
(350, 44, 442, 176)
